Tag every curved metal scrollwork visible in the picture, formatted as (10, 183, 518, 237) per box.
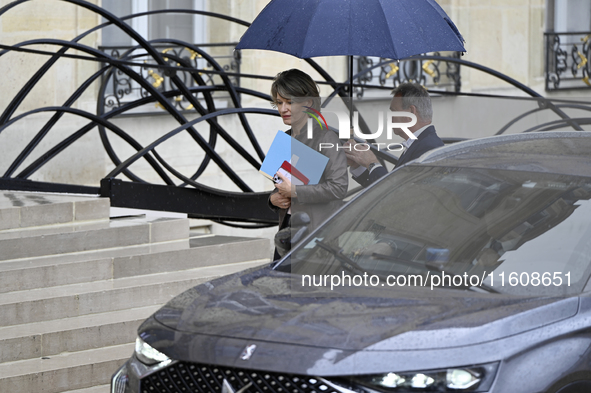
(100, 43, 241, 113)
(0, 1, 587, 225)
(0, 1, 362, 226)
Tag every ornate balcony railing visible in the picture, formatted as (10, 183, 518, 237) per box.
(98, 43, 240, 114)
(545, 31, 591, 91)
(354, 52, 462, 97)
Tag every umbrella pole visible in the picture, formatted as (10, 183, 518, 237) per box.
(349, 55, 353, 133)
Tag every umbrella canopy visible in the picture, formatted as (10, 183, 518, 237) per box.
(235, 0, 465, 60)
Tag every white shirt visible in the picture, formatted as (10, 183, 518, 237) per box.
(401, 124, 431, 149)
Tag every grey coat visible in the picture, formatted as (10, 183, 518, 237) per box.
(269, 124, 349, 231)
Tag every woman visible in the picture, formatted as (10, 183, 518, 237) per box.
(268, 69, 348, 259)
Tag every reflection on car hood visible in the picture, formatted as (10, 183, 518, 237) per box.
(154, 266, 578, 351)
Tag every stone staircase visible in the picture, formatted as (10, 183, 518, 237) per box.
(0, 191, 271, 393)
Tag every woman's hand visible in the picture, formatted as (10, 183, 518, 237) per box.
(274, 172, 293, 198)
(270, 191, 291, 210)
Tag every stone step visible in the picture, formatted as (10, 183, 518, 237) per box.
(0, 259, 267, 327)
(0, 235, 270, 293)
(0, 239, 189, 294)
(0, 305, 160, 363)
(62, 385, 110, 393)
(0, 191, 110, 231)
(0, 191, 272, 393)
(0, 218, 109, 241)
(114, 235, 271, 278)
(0, 216, 189, 261)
(0, 343, 134, 393)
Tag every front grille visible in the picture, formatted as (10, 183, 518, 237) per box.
(140, 361, 342, 393)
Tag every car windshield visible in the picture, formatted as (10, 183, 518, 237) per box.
(277, 165, 591, 296)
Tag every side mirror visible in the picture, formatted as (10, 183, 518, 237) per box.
(273, 212, 311, 258)
(291, 212, 311, 227)
(290, 212, 310, 245)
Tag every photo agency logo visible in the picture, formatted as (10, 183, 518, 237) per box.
(303, 106, 328, 130)
(305, 109, 418, 153)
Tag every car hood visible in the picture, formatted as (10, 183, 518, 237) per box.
(153, 266, 578, 353)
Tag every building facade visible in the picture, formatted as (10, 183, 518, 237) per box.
(0, 0, 589, 238)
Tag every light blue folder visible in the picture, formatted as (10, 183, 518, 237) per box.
(260, 131, 329, 185)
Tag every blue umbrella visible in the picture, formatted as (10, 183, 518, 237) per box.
(236, 0, 465, 97)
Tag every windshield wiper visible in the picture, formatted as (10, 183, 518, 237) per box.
(370, 252, 442, 273)
(372, 253, 499, 293)
(468, 281, 498, 293)
(315, 240, 367, 275)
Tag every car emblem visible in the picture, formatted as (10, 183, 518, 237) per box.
(222, 379, 253, 393)
(240, 344, 257, 360)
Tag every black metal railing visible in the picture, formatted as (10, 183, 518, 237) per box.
(545, 31, 591, 91)
(354, 51, 462, 97)
(98, 43, 240, 114)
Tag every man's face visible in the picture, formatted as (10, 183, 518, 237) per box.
(389, 94, 415, 139)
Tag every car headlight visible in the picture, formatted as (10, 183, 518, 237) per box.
(134, 336, 171, 366)
(351, 362, 498, 392)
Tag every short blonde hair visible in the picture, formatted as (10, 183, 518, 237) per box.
(271, 69, 321, 111)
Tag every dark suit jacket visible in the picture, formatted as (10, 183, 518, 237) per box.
(352, 125, 444, 187)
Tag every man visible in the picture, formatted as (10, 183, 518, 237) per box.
(345, 83, 444, 187)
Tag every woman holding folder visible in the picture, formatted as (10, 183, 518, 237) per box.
(268, 69, 348, 259)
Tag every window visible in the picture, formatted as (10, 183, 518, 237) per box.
(547, 0, 591, 34)
(101, 0, 207, 46)
(98, 0, 237, 114)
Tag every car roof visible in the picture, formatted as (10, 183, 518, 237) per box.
(413, 131, 591, 177)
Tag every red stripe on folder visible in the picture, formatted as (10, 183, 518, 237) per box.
(280, 161, 309, 185)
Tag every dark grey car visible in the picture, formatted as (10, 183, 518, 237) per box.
(112, 131, 591, 393)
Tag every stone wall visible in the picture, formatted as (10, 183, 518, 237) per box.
(437, 0, 546, 94)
